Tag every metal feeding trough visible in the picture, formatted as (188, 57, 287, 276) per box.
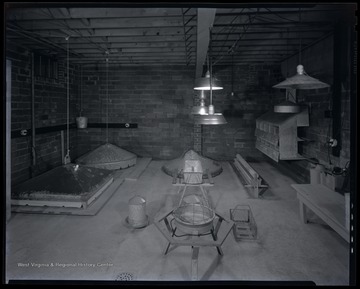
(173, 203, 215, 235)
(76, 143, 137, 170)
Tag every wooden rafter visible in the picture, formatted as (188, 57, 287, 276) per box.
(195, 8, 216, 78)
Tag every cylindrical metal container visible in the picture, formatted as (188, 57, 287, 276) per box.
(128, 196, 147, 228)
(76, 116, 88, 129)
(310, 164, 325, 184)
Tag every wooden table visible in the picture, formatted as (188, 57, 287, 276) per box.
(291, 184, 349, 243)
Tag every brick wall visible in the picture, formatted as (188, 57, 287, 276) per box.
(76, 64, 195, 160)
(8, 34, 350, 187)
(7, 43, 79, 186)
(200, 63, 281, 161)
(76, 63, 280, 162)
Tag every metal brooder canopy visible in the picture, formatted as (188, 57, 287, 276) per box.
(162, 149, 223, 179)
(76, 143, 137, 170)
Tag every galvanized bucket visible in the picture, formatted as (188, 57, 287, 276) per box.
(127, 196, 148, 228)
(76, 116, 88, 129)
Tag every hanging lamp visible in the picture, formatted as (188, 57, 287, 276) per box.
(273, 28, 300, 113)
(272, 64, 330, 90)
(273, 9, 330, 91)
(194, 27, 227, 125)
(194, 70, 223, 90)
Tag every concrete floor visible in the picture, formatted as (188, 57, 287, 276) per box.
(5, 160, 349, 285)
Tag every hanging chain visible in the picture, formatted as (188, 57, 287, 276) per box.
(231, 53, 234, 94)
(106, 54, 109, 143)
(299, 8, 302, 65)
(209, 27, 213, 106)
(66, 36, 70, 153)
(80, 64, 82, 115)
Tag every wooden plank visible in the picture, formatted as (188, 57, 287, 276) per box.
(125, 157, 152, 181)
(58, 8, 71, 18)
(299, 201, 307, 224)
(69, 8, 195, 19)
(12, 199, 85, 208)
(66, 57, 194, 63)
(172, 183, 213, 187)
(191, 246, 200, 281)
(85, 177, 113, 207)
(232, 157, 268, 199)
(234, 159, 253, 185)
(154, 210, 174, 223)
(70, 60, 196, 65)
(56, 40, 188, 49)
(292, 184, 349, 242)
(195, 8, 216, 78)
(218, 220, 235, 246)
(72, 47, 192, 54)
(153, 220, 174, 243)
(236, 154, 258, 180)
(6, 59, 12, 222)
(12, 17, 196, 30)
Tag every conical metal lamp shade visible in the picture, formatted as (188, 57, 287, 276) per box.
(273, 65, 330, 90)
(274, 100, 301, 113)
(194, 113, 227, 125)
(194, 71, 223, 90)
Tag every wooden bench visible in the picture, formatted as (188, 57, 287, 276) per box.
(291, 184, 350, 243)
(231, 154, 268, 198)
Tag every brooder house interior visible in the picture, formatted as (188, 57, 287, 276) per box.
(3, 2, 357, 285)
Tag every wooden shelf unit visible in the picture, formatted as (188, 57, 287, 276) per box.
(255, 107, 309, 162)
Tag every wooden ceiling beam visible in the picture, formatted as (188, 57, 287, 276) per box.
(214, 21, 332, 27)
(6, 8, 197, 20)
(58, 8, 71, 18)
(38, 42, 188, 49)
(72, 61, 196, 65)
(216, 8, 345, 17)
(10, 27, 193, 38)
(213, 29, 332, 35)
(68, 47, 194, 54)
(80, 18, 90, 27)
(195, 8, 216, 78)
(9, 17, 197, 30)
(63, 56, 196, 62)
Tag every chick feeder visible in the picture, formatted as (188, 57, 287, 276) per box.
(154, 158, 233, 280)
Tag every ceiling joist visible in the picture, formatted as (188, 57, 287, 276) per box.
(195, 8, 216, 78)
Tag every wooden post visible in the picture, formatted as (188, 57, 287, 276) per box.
(191, 246, 200, 281)
(299, 200, 307, 224)
(6, 59, 11, 222)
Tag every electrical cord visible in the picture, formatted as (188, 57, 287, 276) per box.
(66, 37, 70, 158)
